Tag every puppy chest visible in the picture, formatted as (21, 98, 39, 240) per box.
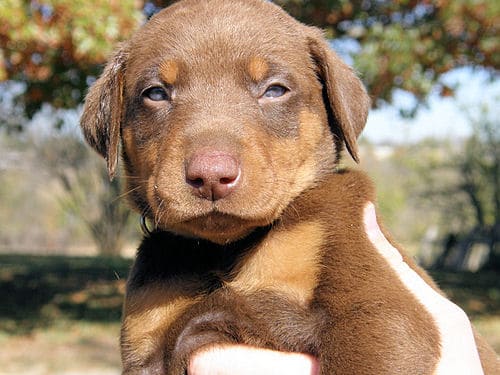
(227, 220, 325, 306)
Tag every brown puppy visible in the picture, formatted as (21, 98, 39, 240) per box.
(80, 0, 500, 374)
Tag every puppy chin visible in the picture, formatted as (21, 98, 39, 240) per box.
(167, 213, 258, 245)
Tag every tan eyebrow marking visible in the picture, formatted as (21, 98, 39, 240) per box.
(159, 60, 179, 85)
(248, 56, 269, 82)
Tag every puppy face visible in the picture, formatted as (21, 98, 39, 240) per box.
(80, 0, 370, 244)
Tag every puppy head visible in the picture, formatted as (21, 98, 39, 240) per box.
(80, 0, 370, 244)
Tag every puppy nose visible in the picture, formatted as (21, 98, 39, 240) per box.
(186, 151, 240, 201)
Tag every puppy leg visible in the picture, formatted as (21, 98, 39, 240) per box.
(169, 289, 321, 374)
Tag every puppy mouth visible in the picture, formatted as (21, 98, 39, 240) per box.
(152, 187, 270, 222)
(165, 204, 270, 229)
(150, 191, 275, 243)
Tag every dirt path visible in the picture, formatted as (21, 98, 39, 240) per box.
(1, 317, 498, 374)
(0, 322, 120, 375)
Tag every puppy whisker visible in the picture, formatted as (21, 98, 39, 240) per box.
(113, 185, 143, 202)
(154, 199, 166, 228)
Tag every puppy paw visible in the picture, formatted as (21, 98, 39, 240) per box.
(169, 311, 241, 373)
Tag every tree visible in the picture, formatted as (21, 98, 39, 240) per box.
(450, 104, 500, 270)
(36, 130, 133, 256)
(403, 102, 500, 270)
(1, 0, 498, 127)
(0, 0, 143, 120)
(275, 0, 499, 107)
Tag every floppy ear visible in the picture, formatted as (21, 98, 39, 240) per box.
(80, 47, 128, 179)
(306, 28, 370, 162)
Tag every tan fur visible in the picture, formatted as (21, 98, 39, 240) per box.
(228, 221, 324, 305)
(247, 56, 269, 82)
(159, 60, 179, 85)
(123, 291, 195, 357)
(298, 110, 324, 150)
(122, 286, 201, 367)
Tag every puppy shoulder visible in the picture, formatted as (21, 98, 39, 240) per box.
(326, 168, 376, 202)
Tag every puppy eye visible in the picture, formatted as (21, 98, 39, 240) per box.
(142, 86, 170, 101)
(263, 84, 288, 99)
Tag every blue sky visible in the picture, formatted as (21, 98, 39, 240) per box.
(362, 67, 500, 144)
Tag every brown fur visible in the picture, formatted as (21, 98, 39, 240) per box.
(80, 0, 499, 374)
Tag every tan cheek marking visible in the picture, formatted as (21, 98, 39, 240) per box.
(298, 110, 324, 151)
(122, 285, 201, 361)
(140, 145, 158, 175)
(267, 110, 325, 203)
(248, 56, 269, 82)
(122, 127, 137, 163)
(159, 60, 179, 85)
(122, 128, 157, 172)
(296, 110, 324, 186)
(228, 221, 324, 305)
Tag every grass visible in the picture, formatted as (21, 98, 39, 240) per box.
(0, 254, 129, 334)
(0, 254, 129, 375)
(0, 321, 121, 375)
(0, 254, 498, 374)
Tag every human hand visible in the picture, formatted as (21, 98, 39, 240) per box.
(188, 345, 319, 375)
(188, 202, 484, 375)
(363, 202, 484, 374)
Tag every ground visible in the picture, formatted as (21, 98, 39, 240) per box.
(0, 254, 498, 374)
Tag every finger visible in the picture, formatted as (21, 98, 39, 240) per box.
(188, 345, 319, 375)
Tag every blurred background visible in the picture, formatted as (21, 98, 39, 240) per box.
(0, 0, 498, 373)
